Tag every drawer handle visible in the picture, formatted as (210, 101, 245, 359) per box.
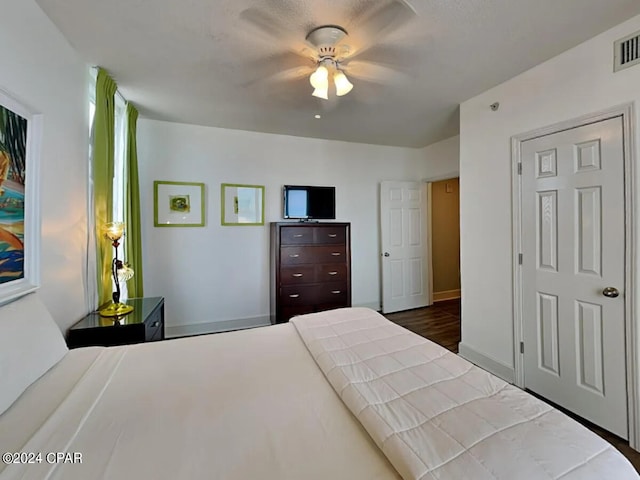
(289, 254, 300, 258)
(331, 252, 341, 256)
(289, 294, 300, 298)
(331, 290, 342, 294)
(151, 321, 159, 328)
(292, 273, 303, 277)
(328, 234, 337, 238)
(328, 271, 338, 275)
(293, 234, 304, 238)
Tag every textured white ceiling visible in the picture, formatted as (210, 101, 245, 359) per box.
(36, 0, 640, 147)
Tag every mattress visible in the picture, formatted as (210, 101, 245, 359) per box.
(0, 323, 399, 480)
(1, 307, 637, 479)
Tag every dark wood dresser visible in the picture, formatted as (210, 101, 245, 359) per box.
(271, 222, 351, 323)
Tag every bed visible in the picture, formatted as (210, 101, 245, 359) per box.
(1, 293, 638, 479)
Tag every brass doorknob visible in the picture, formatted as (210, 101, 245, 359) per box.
(602, 287, 620, 298)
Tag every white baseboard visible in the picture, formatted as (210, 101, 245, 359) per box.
(433, 289, 461, 302)
(165, 302, 382, 338)
(458, 343, 515, 383)
(168, 311, 516, 387)
(165, 315, 271, 338)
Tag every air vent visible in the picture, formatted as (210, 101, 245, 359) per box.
(614, 31, 640, 72)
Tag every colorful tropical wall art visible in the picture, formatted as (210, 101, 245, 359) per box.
(0, 103, 27, 285)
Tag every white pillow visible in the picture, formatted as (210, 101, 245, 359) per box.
(0, 292, 68, 415)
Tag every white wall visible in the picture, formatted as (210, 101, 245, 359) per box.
(459, 14, 640, 377)
(0, 1, 88, 331)
(420, 135, 459, 181)
(138, 120, 458, 335)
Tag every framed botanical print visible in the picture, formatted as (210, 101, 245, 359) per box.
(154, 181, 205, 227)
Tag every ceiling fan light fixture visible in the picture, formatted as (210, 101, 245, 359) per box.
(312, 87, 329, 100)
(334, 71, 353, 96)
(309, 65, 329, 90)
(306, 25, 347, 49)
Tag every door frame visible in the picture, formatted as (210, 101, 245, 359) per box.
(510, 103, 638, 448)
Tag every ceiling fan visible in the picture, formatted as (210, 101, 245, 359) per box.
(306, 25, 354, 99)
(239, 0, 418, 102)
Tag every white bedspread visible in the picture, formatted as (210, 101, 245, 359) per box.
(0, 323, 399, 480)
(292, 307, 638, 480)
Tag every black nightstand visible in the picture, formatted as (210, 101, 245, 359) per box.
(67, 297, 165, 348)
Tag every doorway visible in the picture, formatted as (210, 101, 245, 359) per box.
(429, 178, 460, 303)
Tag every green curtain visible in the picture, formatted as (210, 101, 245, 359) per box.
(124, 103, 144, 297)
(92, 68, 117, 307)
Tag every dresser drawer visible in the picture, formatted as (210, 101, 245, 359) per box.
(147, 325, 163, 341)
(281, 246, 347, 265)
(281, 226, 346, 245)
(318, 264, 347, 282)
(281, 284, 320, 305)
(144, 307, 164, 341)
(315, 302, 350, 313)
(318, 282, 348, 304)
(280, 265, 316, 285)
(314, 245, 347, 263)
(314, 226, 346, 244)
(280, 226, 314, 245)
(280, 305, 315, 322)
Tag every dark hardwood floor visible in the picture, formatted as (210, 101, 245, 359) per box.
(384, 299, 640, 473)
(385, 299, 461, 353)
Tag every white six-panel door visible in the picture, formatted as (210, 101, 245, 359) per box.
(380, 181, 431, 314)
(521, 117, 627, 438)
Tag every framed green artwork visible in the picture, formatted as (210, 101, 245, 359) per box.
(221, 183, 264, 226)
(154, 181, 205, 227)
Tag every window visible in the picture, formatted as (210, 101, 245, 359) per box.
(88, 68, 130, 300)
(112, 94, 127, 224)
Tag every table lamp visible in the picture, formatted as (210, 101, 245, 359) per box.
(99, 222, 135, 317)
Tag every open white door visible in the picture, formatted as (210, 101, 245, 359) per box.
(380, 181, 431, 313)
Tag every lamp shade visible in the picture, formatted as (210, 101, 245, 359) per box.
(312, 87, 329, 99)
(334, 71, 353, 96)
(116, 264, 135, 282)
(309, 65, 329, 90)
(104, 222, 125, 241)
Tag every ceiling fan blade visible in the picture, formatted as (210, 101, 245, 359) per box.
(345, 0, 417, 57)
(243, 66, 313, 89)
(345, 60, 409, 85)
(239, 7, 314, 59)
(266, 66, 314, 84)
(241, 52, 315, 86)
(345, 44, 420, 73)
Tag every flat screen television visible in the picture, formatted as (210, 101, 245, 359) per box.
(283, 185, 336, 220)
